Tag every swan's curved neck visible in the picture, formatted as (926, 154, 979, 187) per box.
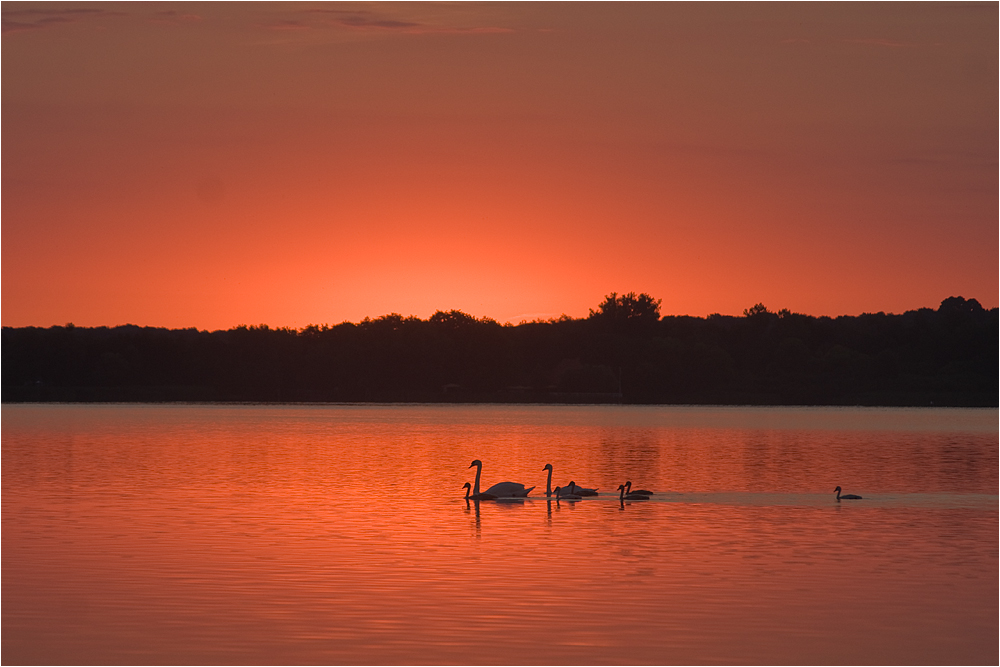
(546, 467, 553, 496)
(473, 462, 482, 495)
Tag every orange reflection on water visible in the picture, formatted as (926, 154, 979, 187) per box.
(3, 405, 997, 664)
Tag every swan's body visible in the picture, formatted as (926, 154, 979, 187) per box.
(469, 459, 534, 498)
(618, 484, 650, 501)
(543, 464, 597, 497)
(567, 481, 599, 497)
(835, 486, 862, 500)
(554, 486, 582, 501)
(463, 482, 497, 501)
(625, 481, 653, 495)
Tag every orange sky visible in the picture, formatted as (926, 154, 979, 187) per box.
(3, 2, 997, 329)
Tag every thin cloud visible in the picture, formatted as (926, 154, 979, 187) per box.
(149, 10, 202, 25)
(298, 7, 513, 35)
(266, 19, 310, 32)
(846, 38, 916, 48)
(2, 7, 123, 34)
(336, 14, 422, 30)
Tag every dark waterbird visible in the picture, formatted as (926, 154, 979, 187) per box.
(834, 486, 862, 500)
(542, 464, 597, 497)
(618, 484, 650, 501)
(567, 481, 599, 496)
(463, 482, 497, 501)
(554, 486, 582, 501)
(625, 481, 653, 495)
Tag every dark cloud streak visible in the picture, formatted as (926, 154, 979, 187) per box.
(297, 7, 511, 34)
(2, 7, 124, 34)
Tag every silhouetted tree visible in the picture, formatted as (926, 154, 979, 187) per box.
(939, 295, 984, 313)
(589, 292, 661, 327)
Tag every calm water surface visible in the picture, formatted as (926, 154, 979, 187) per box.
(3, 404, 997, 665)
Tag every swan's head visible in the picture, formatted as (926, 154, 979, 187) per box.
(543, 463, 552, 471)
(834, 486, 842, 493)
(617, 484, 626, 492)
(469, 459, 482, 468)
(463, 482, 471, 490)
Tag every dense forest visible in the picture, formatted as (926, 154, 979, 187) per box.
(3, 294, 996, 406)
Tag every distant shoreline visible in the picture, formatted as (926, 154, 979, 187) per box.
(5, 296, 996, 408)
(3, 395, 996, 408)
(6, 400, 997, 408)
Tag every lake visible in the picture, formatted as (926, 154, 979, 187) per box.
(3, 403, 997, 665)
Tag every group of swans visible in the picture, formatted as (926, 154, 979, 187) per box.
(467, 460, 642, 501)
(465, 460, 863, 503)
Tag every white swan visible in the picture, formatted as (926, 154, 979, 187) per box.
(462, 482, 497, 501)
(618, 484, 649, 501)
(567, 481, 599, 497)
(469, 459, 535, 498)
(625, 481, 653, 495)
(834, 486, 862, 500)
(554, 485, 582, 501)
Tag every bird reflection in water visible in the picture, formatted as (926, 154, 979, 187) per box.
(464, 495, 482, 538)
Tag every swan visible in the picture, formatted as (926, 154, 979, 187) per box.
(567, 481, 599, 496)
(469, 459, 535, 498)
(543, 463, 555, 496)
(554, 485, 582, 501)
(625, 481, 653, 495)
(834, 486, 862, 500)
(462, 482, 497, 501)
(618, 484, 649, 501)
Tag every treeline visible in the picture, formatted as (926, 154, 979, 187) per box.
(2, 294, 996, 406)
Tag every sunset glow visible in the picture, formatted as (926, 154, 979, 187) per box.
(3, 2, 997, 329)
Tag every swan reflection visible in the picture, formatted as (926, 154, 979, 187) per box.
(463, 496, 483, 538)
